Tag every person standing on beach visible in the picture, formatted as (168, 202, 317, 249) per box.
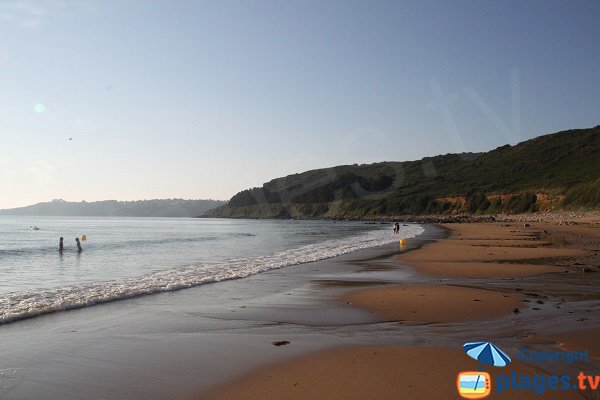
(59, 237, 64, 253)
(75, 237, 82, 253)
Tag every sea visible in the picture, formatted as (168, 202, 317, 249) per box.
(0, 216, 423, 324)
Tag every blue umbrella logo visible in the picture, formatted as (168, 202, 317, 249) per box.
(463, 341, 511, 367)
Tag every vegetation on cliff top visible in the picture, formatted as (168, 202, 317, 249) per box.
(205, 126, 600, 219)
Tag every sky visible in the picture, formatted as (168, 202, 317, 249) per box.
(0, 0, 599, 209)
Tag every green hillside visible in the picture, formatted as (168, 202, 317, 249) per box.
(204, 126, 600, 219)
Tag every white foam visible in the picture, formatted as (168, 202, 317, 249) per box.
(0, 225, 423, 324)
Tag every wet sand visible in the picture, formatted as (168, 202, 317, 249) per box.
(202, 218, 600, 400)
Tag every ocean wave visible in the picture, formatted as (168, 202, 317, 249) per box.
(0, 225, 423, 324)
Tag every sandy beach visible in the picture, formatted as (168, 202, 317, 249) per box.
(201, 218, 600, 400)
(1, 218, 599, 399)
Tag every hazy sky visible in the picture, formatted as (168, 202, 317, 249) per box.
(1, 0, 599, 208)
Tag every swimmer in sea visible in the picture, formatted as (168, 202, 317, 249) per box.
(59, 237, 64, 253)
(75, 237, 82, 253)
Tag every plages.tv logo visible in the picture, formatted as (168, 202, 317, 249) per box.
(457, 341, 511, 399)
(457, 371, 491, 399)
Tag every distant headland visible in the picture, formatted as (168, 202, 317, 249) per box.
(0, 198, 226, 218)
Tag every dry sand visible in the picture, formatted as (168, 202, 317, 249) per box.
(554, 329, 600, 359)
(529, 328, 600, 359)
(342, 284, 521, 323)
(201, 347, 586, 400)
(397, 222, 589, 278)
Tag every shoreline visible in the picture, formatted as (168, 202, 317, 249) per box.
(0, 220, 423, 327)
(198, 210, 600, 224)
(0, 224, 440, 400)
(200, 217, 600, 400)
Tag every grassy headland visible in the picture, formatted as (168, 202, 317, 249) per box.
(204, 126, 600, 219)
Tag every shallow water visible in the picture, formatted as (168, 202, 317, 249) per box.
(0, 216, 423, 323)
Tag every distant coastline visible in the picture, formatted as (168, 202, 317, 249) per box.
(0, 198, 226, 218)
